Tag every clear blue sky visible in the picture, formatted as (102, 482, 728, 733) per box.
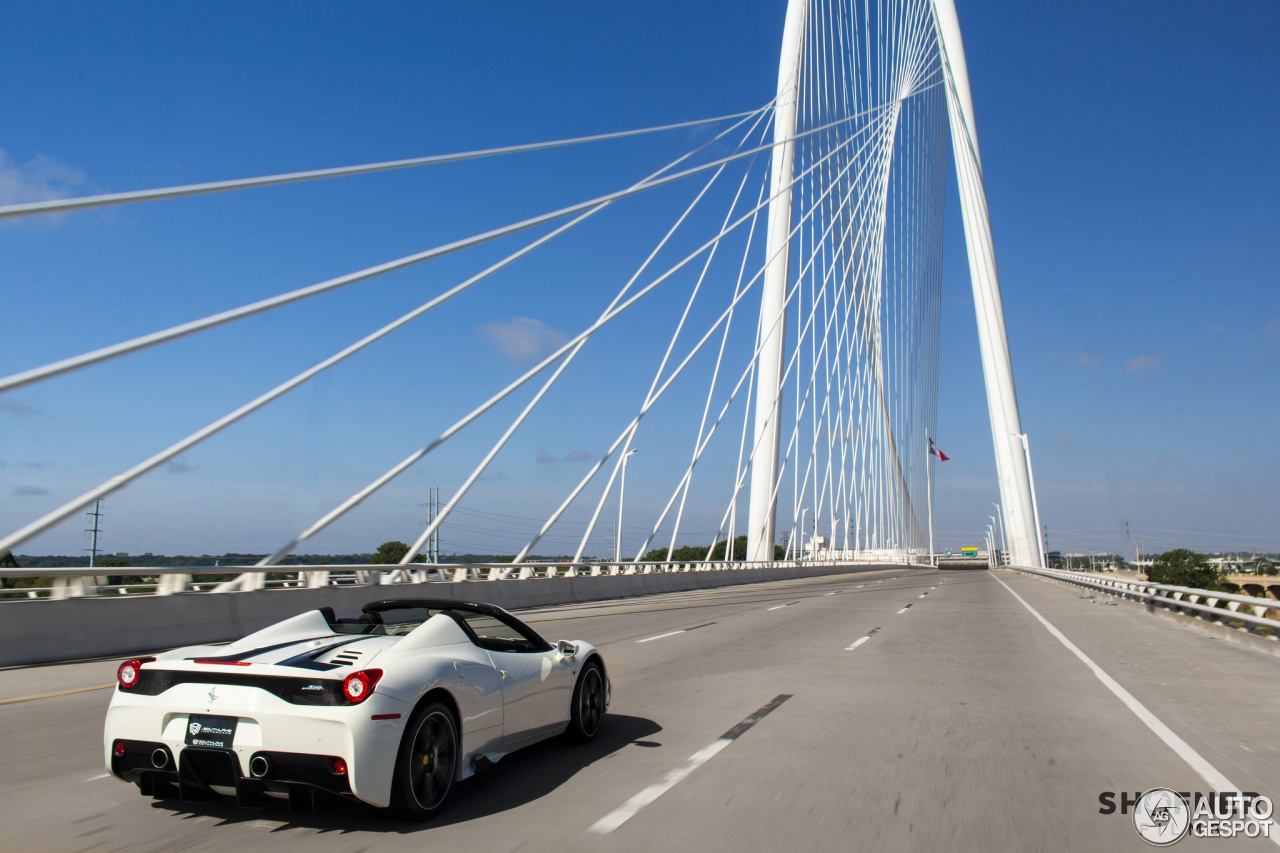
(1, 1, 1276, 559)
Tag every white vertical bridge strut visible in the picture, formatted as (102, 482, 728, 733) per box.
(930, 0, 1042, 567)
(747, 0, 808, 564)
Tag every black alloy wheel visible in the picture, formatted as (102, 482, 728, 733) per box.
(566, 661, 605, 742)
(389, 701, 457, 819)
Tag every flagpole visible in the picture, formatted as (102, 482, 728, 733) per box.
(927, 431, 935, 567)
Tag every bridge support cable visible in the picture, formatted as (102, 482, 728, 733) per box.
(513, 123, 777, 567)
(572, 104, 908, 565)
(257, 113, 779, 568)
(714, 106, 902, 559)
(269, 103, 885, 568)
(300, 104, 879, 569)
(662, 158, 772, 562)
(0, 109, 769, 222)
(742, 0, 948, 564)
(707, 113, 904, 559)
(509, 112, 898, 566)
(396, 117, 778, 569)
(0, 107, 775, 560)
(521, 118, 885, 566)
(11, 102, 941, 397)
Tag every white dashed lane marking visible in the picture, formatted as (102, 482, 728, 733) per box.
(767, 601, 800, 611)
(636, 622, 717, 643)
(896, 604, 913, 614)
(636, 631, 682, 644)
(590, 695, 792, 834)
(845, 627, 881, 651)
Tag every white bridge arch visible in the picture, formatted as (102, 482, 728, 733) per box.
(0, 0, 1042, 584)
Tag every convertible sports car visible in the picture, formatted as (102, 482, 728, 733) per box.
(104, 599, 609, 819)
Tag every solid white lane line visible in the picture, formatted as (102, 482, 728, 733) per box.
(991, 573, 1260, 818)
(636, 631, 684, 644)
(591, 695, 791, 834)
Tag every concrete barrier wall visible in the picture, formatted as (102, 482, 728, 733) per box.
(0, 563, 905, 667)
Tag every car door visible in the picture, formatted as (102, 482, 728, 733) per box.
(454, 612, 576, 743)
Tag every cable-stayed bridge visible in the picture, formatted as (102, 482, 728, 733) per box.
(4, 3, 1279, 851)
(0, 0, 1039, 585)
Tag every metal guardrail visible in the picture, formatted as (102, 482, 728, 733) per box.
(1010, 565, 1280, 633)
(0, 556, 931, 601)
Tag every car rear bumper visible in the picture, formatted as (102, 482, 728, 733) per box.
(105, 682, 411, 808)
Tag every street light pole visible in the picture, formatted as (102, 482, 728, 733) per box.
(992, 502, 1007, 565)
(799, 507, 809, 562)
(616, 449, 638, 563)
(926, 430, 935, 566)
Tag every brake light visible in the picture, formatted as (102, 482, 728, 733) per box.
(341, 669, 383, 704)
(331, 757, 347, 775)
(117, 659, 144, 688)
(113, 741, 126, 757)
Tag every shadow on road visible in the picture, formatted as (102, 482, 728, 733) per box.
(152, 713, 662, 834)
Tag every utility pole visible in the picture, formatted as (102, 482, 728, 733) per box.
(85, 499, 104, 568)
(424, 488, 440, 564)
(1125, 517, 1132, 569)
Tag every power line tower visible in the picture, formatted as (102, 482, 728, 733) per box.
(424, 488, 440, 564)
(84, 499, 104, 568)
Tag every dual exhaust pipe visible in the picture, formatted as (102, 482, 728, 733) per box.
(149, 747, 270, 780)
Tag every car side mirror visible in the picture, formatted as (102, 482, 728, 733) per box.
(556, 640, 577, 657)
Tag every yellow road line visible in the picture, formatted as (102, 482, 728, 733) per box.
(0, 684, 114, 705)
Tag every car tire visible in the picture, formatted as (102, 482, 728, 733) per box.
(565, 660, 606, 743)
(388, 700, 458, 820)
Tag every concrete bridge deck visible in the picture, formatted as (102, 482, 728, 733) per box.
(2, 567, 1277, 852)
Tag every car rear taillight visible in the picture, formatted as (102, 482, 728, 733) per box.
(116, 656, 155, 689)
(331, 757, 347, 775)
(117, 659, 142, 688)
(113, 741, 126, 757)
(341, 669, 383, 704)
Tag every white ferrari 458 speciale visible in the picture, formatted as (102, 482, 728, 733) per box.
(104, 598, 609, 819)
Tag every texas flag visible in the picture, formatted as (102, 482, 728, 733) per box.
(928, 437, 949, 461)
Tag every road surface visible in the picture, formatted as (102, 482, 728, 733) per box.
(3, 567, 1278, 852)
